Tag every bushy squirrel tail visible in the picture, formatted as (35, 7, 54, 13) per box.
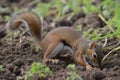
(6, 11, 42, 40)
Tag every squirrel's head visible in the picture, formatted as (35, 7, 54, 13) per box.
(86, 42, 104, 69)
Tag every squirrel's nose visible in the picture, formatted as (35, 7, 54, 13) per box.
(94, 64, 99, 68)
(94, 63, 103, 70)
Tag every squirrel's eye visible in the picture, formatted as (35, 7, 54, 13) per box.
(92, 53, 97, 58)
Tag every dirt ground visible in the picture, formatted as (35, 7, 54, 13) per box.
(0, 0, 120, 80)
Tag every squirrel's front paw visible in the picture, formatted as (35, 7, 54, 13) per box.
(51, 59, 59, 64)
(44, 58, 59, 64)
(86, 64, 93, 70)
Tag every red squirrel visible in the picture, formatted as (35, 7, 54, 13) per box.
(6, 11, 104, 70)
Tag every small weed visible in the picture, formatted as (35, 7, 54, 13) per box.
(6, 37, 13, 43)
(6, 31, 20, 43)
(35, 44, 41, 52)
(25, 62, 51, 80)
(5, 16, 10, 21)
(76, 25, 82, 31)
(14, 6, 19, 12)
(0, 7, 9, 13)
(67, 64, 83, 80)
(0, 16, 2, 21)
(0, 65, 4, 72)
(13, 30, 20, 38)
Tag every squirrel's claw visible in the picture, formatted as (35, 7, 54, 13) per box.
(51, 59, 59, 64)
(86, 64, 93, 70)
(44, 59, 59, 64)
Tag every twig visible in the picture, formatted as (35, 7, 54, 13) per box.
(98, 13, 115, 33)
(103, 37, 107, 47)
(102, 46, 120, 62)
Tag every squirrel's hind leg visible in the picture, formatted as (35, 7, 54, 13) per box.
(48, 42, 64, 58)
(48, 42, 72, 58)
(61, 45, 73, 57)
(47, 42, 72, 64)
(43, 40, 61, 63)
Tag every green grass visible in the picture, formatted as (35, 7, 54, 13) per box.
(82, 0, 100, 15)
(99, 0, 115, 19)
(76, 0, 120, 41)
(32, 0, 82, 20)
(32, 2, 52, 17)
(31, 0, 120, 40)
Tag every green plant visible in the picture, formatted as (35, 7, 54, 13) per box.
(40, 0, 82, 20)
(99, 0, 115, 19)
(5, 16, 10, 21)
(25, 62, 51, 80)
(0, 7, 9, 13)
(52, 0, 65, 19)
(32, 0, 82, 20)
(0, 65, 4, 72)
(66, 64, 83, 80)
(76, 25, 82, 31)
(82, 0, 100, 15)
(35, 44, 41, 52)
(13, 6, 19, 12)
(0, 16, 2, 21)
(100, 0, 120, 62)
(62, 0, 82, 20)
(80, 0, 120, 41)
(32, 2, 52, 17)
(6, 30, 21, 43)
(98, 0, 120, 39)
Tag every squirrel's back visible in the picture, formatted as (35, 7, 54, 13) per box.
(6, 11, 42, 39)
(45, 27, 83, 46)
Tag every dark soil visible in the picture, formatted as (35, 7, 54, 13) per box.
(0, 0, 120, 80)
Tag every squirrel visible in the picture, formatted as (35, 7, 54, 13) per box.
(6, 11, 104, 70)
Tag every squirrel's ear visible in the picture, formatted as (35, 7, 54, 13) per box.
(88, 42, 96, 49)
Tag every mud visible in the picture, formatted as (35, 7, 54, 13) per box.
(0, 0, 120, 80)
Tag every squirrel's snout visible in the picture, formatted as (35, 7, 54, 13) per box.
(94, 64, 99, 68)
(93, 63, 103, 70)
(85, 57, 103, 70)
